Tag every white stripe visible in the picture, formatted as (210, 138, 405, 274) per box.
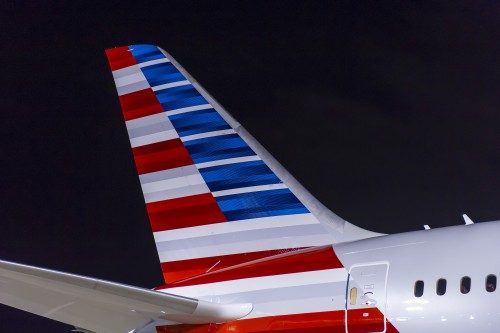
(112, 64, 139, 79)
(157, 233, 333, 262)
(152, 80, 190, 92)
(126, 112, 171, 130)
(139, 165, 198, 184)
(196, 155, 261, 169)
(165, 104, 212, 116)
(163, 269, 347, 297)
(129, 130, 178, 148)
(144, 183, 210, 203)
(138, 57, 170, 68)
(211, 183, 287, 197)
(181, 129, 236, 143)
(153, 214, 319, 242)
(141, 174, 206, 194)
(244, 297, 341, 319)
(114, 71, 147, 88)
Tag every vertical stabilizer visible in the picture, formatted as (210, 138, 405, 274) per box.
(105, 45, 381, 284)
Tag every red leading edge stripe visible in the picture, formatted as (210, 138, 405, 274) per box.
(147, 193, 227, 232)
(132, 139, 194, 175)
(118, 88, 165, 121)
(105, 46, 137, 71)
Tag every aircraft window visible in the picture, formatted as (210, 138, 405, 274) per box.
(461, 276, 471, 294)
(436, 278, 447, 296)
(486, 274, 497, 292)
(414, 280, 424, 297)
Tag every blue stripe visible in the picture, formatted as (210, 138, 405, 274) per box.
(142, 62, 186, 87)
(215, 189, 309, 221)
(129, 44, 166, 63)
(169, 108, 231, 137)
(184, 134, 255, 164)
(200, 160, 281, 192)
(161, 96, 208, 112)
(155, 84, 208, 111)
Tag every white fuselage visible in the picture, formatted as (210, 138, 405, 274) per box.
(336, 221, 500, 332)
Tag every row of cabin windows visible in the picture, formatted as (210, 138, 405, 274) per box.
(414, 274, 497, 297)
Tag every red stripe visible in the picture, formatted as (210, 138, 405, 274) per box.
(105, 46, 137, 71)
(347, 308, 385, 333)
(158, 248, 307, 284)
(158, 246, 343, 288)
(132, 139, 193, 175)
(155, 310, 400, 333)
(118, 89, 164, 121)
(147, 193, 227, 232)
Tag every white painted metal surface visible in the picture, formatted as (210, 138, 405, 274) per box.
(0, 260, 252, 333)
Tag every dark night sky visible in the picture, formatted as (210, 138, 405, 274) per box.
(1, 1, 499, 331)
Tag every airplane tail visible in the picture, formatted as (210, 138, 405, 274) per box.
(104, 45, 381, 285)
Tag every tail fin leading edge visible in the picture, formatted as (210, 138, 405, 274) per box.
(105, 45, 380, 284)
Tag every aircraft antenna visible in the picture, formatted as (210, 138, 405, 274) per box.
(462, 214, 474, 225)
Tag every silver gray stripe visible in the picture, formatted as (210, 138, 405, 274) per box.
(112, 65, 139, 79)
(156, 224, 327, 253)
(216, 282, 345, 304)
(127, 119, 174, 138)
(126, 113, 169, 130)
(117, 80, 149, 96)
(144, 183, 209, 203)
(139, 165, 199, 185)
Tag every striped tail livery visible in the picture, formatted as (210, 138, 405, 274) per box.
(103, 44, 387, 332)
(105, 44, 380, 286)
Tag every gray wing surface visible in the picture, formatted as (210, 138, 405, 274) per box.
(0, 260, 252, 333)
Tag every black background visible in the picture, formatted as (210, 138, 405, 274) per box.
(1, 1, 499, 331)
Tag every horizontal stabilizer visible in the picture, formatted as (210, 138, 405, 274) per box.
(0, 260, 252, 333)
